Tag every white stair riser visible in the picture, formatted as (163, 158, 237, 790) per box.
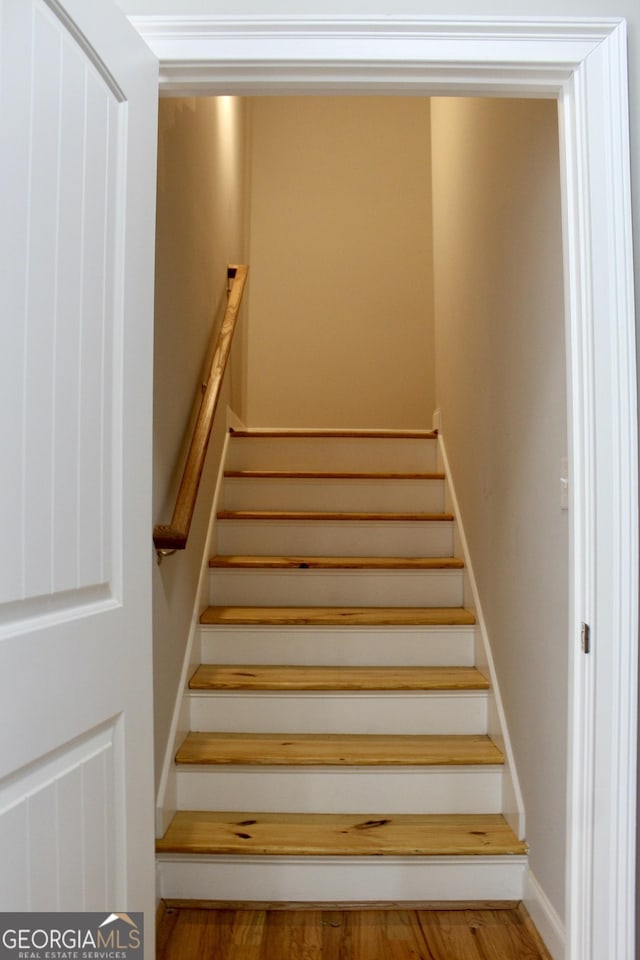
(226, 437, 438, 473)
(223, 478, 445, 513)
(176, 766, 503, 814)
(157, 855, 526, 902)
(216, 520, 454, 557)
(188, 691, 488, 735)
(200, 625, 476, 667)
(209, 569, 464, 608)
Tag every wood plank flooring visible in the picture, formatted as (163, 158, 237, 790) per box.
(157, 902, 553, 959)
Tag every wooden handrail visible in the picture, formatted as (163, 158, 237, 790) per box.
(154, 264, 248, 553)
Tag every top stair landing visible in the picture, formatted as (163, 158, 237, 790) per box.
(226, 429, 439, 474)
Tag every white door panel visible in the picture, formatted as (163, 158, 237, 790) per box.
(0, 0, 157, 944)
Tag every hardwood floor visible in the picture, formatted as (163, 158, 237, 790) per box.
(157, 902, 553, 959)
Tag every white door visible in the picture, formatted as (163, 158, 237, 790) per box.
(0, 0, 158, 942)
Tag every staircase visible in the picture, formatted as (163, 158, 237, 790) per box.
(156, 429, 527, 901)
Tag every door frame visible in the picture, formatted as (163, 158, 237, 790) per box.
(134, 15, 637, 959)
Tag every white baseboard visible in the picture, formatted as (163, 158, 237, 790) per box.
(524, 868, 565, 959)
(155, 416, 234, 838)
(436, 430, 526, 840)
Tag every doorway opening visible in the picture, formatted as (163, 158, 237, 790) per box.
(153, 90, 568, 949)
(139, 15, 637, 960)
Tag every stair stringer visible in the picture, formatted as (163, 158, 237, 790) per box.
(155, 407, 243, 838)
(436, 431, 526, 841)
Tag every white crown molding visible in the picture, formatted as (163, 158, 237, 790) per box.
(135, 16, 637, 959)
(132, 13, 621, 40)
(132, 15, 624, 96)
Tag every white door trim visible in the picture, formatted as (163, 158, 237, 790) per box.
(133, 16, 637, 959)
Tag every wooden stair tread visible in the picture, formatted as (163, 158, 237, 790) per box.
(200, 606, 476, 626)
(224, 470, 446, 479)
(229, 430, 438, 440)
(157, 811, 525, 857)
(189, 664, 489, 691)
(217, 510, 454, 522)
(176, 732, 502, 766)
(209, 555, 464, 570)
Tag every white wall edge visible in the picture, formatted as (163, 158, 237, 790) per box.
(437, 431, 526, 842)
(155, 860, 163, 912)
(154, 419, 234, 839)
(525, 868, 566, 960)
(226, 405, 246, 432)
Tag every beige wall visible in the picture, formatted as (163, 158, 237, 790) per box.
(432, 97, 568, 917)
(152, 97, 249, 788)
(244, 97, 434, 428)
